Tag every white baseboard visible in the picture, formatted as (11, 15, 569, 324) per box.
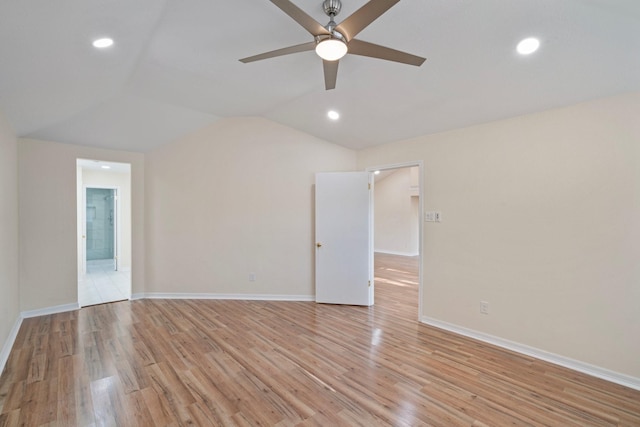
(139, 293, 315, 302)
(0, 316, 23, 376)
(21, 302, 80, 319)
(421, 316, 640, 391)
(374, 250, 419, 257)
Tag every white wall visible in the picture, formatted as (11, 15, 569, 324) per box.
(374, 167, 419, 256)
(358, 92, 640, 379)
(18, 139, 144, 311)
(145, 117, 356, 298)
(81, 168, 132, 271)
(0, 111, 19, 370)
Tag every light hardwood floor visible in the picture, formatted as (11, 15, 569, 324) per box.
(1, 253, 639, 426)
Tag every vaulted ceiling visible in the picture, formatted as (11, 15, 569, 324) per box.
(1, 0, 638, 152)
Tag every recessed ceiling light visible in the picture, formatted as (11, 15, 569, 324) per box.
(101, 165, 111, 169)
(92, 38, 114, 48)
(374, 170, 381, 175)
(517, 37, 540, 55)
(327, 110, 340, 120)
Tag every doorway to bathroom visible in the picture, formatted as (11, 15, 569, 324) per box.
(77, 159, 132, 307)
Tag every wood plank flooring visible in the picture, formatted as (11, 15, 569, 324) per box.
(1, 253, 639, 426)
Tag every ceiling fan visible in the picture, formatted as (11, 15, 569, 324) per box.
(239, 0, 426, 90)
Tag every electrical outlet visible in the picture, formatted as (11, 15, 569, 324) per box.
(435, 212, 442, 222)
(480, 301, 489, 315)
(249, 273, 256, 282)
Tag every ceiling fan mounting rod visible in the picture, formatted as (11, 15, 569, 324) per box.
(322, 0, 343, 35)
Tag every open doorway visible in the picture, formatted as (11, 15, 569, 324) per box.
(77, 159, 132, 307)
(368, 162, 423, 319)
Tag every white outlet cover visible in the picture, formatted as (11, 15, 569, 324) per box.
(480, 301, 489, 314)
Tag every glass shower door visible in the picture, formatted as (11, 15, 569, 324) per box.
(86, 188, 116, 271)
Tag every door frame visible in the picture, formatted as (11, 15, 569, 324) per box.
(82, 185, 121, 272)
(366, 161, 424, 320)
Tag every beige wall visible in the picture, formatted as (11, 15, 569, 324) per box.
(18, 139, 144, 311)
(81, 168, 132, 271)
(358, 92, 640, 378)
(0, 111, 19, 360)
(10, 95, 639, 382)
(145, 117, 356, 297)
(374, 168, 419, 256)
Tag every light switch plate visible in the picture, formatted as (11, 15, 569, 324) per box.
(425, 211, 441, 222)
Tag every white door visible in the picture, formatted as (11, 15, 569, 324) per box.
(315, 172, 373, 306)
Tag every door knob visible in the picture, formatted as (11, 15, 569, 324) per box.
(316, 243, 322, 248)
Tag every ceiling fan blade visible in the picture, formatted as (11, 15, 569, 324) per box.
(323, 60, 339, 90)
(270, 0, 330, 36)
(239, 41, 316, 63)
(335, 0, 400, 41)
(347, 39, 426, 66)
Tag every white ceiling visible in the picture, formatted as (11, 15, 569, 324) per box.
(1, 0, 638, 152)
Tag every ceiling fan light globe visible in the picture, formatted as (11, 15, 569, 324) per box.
(316, 39, 348, 61)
